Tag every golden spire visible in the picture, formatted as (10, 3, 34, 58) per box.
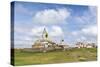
(42, 28, 48, 40)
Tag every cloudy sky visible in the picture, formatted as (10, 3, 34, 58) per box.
(12, 1, 97, 48)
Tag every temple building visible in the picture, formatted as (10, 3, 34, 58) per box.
(32, 28, 57, 52)
(32, 28, 68, 52)
(75, 42, 97, 48)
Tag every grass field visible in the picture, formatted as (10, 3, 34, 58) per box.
(11, 48, 97, 66)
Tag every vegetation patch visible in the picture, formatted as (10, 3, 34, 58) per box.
(12, 48, 97, 66)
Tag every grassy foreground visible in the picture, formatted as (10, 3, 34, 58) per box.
(12, 48, 97, 66)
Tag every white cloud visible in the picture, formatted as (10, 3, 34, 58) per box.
(71, 31, 79, 36)
(82, 25, 97, 36)
(15, 27, 26, 33)
(49, 26, 63, 37)
(70, 25, 97, 42)
(14, 26, 33, 36)
(32, 26, 45, 37)
(31, 26, 63, 37)
(76, 36, 86, 42)
(32, 8, 70, 24)
(71, 25, 97, 37)
(80, 36, 86, 40)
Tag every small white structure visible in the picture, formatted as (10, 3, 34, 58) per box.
(75, 42, 96, 48)
(58, 39, 69, 51)
(76, 42, 85, 48)
(42, 42, 49, 48)
(86, 45, 93, 48)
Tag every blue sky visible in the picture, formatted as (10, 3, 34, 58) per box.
(12, 1, 97, 48)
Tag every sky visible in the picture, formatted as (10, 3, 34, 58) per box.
(12, 1, 97, 48)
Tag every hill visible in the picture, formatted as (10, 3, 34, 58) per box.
(11, 48, 97, 66)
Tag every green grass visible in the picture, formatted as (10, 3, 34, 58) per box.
(11, 48, 97, 66)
